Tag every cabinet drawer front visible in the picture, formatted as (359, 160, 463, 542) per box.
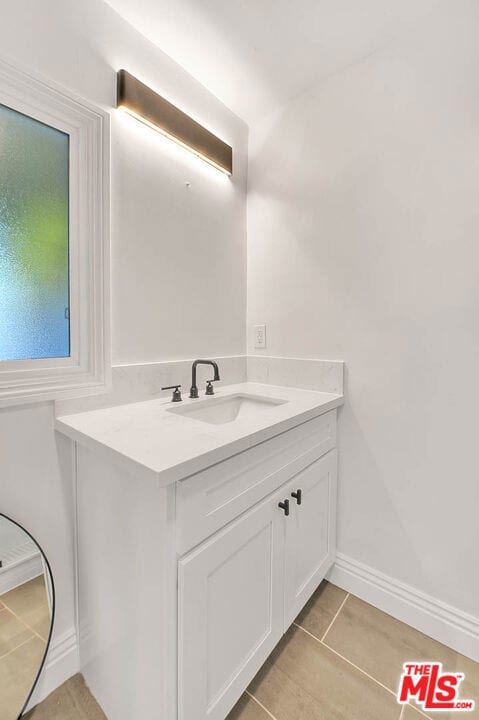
(177, 410, 336, 555)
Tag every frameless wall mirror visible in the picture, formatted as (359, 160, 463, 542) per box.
(0, 514, 55, 719)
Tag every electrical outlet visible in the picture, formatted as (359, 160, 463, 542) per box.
(254, 324, 266, 349)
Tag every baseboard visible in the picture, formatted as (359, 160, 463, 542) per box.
(27, 626, 80, 710)
(327, 553, 479, 663)
(0, 551, 43, 594)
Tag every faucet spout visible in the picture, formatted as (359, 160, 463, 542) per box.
(190, 359, 220, 398)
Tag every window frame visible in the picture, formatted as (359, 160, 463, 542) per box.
(0, 56, 110, 406)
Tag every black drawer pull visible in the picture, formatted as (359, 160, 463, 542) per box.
(291, 489, 302, 505)
(278, 499, 290, 516)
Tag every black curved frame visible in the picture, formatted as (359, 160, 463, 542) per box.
(0, 513, 56, 719)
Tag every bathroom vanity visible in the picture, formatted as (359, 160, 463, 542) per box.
(56, 383, 343, 720)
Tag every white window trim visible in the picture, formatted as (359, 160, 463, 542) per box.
(0, 56, 110, 406)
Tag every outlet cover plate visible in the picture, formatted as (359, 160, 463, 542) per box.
(254, 324, 266, 349)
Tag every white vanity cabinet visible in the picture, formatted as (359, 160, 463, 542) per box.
(61, 395, 340, 720)
(177, 418, 337, 720)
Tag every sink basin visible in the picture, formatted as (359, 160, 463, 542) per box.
(167, 393, 287, 425)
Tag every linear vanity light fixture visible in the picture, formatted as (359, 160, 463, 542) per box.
(117, 70, 233, 175)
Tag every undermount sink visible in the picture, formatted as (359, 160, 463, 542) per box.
(167, 393, 288, 425)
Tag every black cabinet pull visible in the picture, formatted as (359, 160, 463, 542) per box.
(278, 499, 290, 516)
(291, 489, 302, 505)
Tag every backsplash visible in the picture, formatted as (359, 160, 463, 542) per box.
(55, 355, 344, 416)
(247, 356, 344, 394)
(55, 356, 247, 416)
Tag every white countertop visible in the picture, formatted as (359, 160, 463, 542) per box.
(55, 382, 343, 485)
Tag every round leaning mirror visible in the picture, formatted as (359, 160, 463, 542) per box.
(0, 514, 55, 719)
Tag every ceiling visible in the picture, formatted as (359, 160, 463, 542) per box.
(105, 0, 440, 125)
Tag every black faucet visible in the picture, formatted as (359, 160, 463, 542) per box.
(190, 359, 220, 398)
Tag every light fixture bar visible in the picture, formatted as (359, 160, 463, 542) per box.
(117, 70, 233, 175)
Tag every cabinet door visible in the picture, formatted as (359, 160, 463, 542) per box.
(284, 450, 337, 629)
(178, 490, 286, 720)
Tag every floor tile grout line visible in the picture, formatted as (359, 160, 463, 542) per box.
(1, 603, 47, 643)
(408, 703, 433, 720)
(1, 578, 49, 642)
(293, 622, 398, 698)
(403, 702, 433, 720)
(320, 592, 350, 642)
(245, 690, 279, 720)
(3, 605, 46, 643)
(0, 635, 38, 662)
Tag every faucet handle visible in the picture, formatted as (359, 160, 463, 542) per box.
(205, 380, 217, 396)
(161, 385, 182, 402)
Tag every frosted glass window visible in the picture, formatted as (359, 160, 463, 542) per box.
(0, 103, 69, 361)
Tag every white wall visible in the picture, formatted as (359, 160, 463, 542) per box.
(0, 406, 75, 629)
(0, 0, 247, 689)
(0, 515, 31, 555)
(248, 0, 479, 620)
(0, 0, 247, 367)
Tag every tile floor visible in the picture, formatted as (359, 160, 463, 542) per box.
(24, 675, 107, 720)
(26, 581, 479, 720)
(0, 576, 50, 720)
(236, 582, 479, 720)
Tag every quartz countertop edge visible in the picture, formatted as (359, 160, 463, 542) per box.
(54, 382, 343, 486)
